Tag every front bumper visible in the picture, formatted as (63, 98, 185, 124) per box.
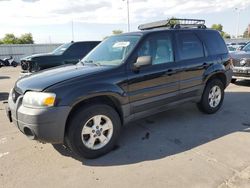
(232, 66, 250, 80)
(6, 92, 71, 143)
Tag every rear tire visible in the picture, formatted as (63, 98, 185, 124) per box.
(231, 78, 237, 83)
(12, 61, 18, 67)
(65, 104, 121, 159)
(3, 60, 9, 66)
(197, 79, 224, 114)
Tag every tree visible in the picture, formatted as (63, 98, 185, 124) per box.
(104, 30, 123, 39)
(112, 30, 123, 35)
(243, 27, 250, 38)
(2, 33, 18, 44)
(17, 33, 34, 44)
(168, 17, 180, 25)
(211, 24, 223, 32)
(0, 33, 34, 44)
(223, 33, 231, 39)
(211, 24, 230, 39)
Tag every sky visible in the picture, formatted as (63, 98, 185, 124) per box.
(0, 0, 249, 43)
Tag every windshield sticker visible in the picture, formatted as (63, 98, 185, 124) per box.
(112, 41, 130, 48)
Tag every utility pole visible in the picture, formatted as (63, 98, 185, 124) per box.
(71, 19, 74, 42)
(123, 0, 130, 32)
(235, 8, 240, 38)
(49, 36, 51, 44)
(234, 7, 245, 38)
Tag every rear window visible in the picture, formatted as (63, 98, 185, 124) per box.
(199, 31, 228, 55)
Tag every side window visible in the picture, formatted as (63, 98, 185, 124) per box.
(136, 33, 174, 65)
(65, 43, 90, 57)
(243, 43, 250, 51)
(176, 32, 204, 61)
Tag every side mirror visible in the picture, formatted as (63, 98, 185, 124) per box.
(134, 56, 152, 69)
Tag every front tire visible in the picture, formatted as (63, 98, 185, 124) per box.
(197, 79, 224, 114)
(231, 78, 237, 83)
(65, 104, 121, 159)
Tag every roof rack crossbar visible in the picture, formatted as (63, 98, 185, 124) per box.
(138, 18, 206, 30)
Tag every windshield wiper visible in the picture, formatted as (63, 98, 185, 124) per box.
(92, 62, 101, 66)
(82, 60, 101, 66)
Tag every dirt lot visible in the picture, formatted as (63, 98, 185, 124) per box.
(0, 67, 250, 188)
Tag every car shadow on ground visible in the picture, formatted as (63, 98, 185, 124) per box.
(234, 80, 250, 87)
(0, 76, 10, 80)
(53, 91, 250, 166)
(0, 92, 9, 101)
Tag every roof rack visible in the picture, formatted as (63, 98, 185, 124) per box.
(138, 18, 206, 30)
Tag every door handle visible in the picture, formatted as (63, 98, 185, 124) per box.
(203, 63, 209, 68)
(166, 69, 177, 75)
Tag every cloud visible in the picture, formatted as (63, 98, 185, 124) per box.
(0, 0, 249, 26)
(22, 0, 39, 2)
(54, 1, 112, 14)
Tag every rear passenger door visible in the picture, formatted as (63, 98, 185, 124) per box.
(175, 31, 206, 99)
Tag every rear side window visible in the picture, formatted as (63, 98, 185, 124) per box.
(65, 43, 91, 57)
(199, 31, 228, 55)
(176, 32, 204, 61)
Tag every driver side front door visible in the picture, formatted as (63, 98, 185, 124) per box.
(127, 32, 180, 114)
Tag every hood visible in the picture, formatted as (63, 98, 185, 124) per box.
(230, 51, 250, 60)
(21, 53, 55, 61)
(15, 64, 108, 93)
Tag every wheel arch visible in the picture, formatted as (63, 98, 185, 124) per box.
(204, 71, 227, 88)
(64, 95, 124, 137)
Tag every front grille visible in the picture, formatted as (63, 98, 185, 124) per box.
(234, 72, 250, 77)
(21, 60, 35, 72)
(232, 58, 250, 67)
(12, 89, 21, 103)
(21, 60, 28, 70)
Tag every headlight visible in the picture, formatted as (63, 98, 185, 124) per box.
(23, 91, 56, 108)
(9, 89, 13, 100)
(240, 59, 247, 66)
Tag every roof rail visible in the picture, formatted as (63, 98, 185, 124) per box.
(138, 18, 206, 30)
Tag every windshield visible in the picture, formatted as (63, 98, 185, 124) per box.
(81, 35, 141, 66)
(242, 43, 250, 51)
(228, 46, 236, 51)
(52, 43, 72, 55)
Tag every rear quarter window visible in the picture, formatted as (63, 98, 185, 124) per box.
(198, 31, 228, 55)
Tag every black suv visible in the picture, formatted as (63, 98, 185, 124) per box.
(6, 19, 232, 159)
(20, 41, 100, 73)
